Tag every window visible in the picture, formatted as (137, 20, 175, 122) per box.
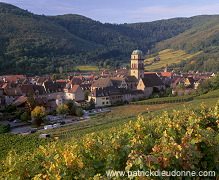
(106, 102, 108, 104)
(102, 102, 105, 105)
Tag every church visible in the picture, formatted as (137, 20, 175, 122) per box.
(88, 50, 166, 106)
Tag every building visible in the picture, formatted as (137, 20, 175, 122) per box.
(130, 50, 145, 80)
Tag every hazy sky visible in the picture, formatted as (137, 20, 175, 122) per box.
(1, 0, 219, 23)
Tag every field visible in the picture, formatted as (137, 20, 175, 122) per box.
(74, 65, 104, 72)
(144, 49, 201, 71)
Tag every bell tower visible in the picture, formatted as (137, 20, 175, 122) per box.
(130, 50, 145, 80)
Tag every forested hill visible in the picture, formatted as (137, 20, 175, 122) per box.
(0, 2, 219, 75)
(154, 17, 219, 72)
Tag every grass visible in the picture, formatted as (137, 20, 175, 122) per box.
(144, 49, 201, 71)
(195, 89, 219, 99)
(74, 65, 105, 72)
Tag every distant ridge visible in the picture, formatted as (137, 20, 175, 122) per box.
(0, 2, 219, 75)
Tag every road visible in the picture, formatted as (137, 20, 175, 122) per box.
(0, 108, 110, 134)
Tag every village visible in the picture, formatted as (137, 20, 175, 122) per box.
(0, 50, 216, 120)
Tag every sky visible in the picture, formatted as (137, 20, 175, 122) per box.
(1, 0, 219, 23)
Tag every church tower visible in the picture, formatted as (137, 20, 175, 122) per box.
(130, 50, 145, 80)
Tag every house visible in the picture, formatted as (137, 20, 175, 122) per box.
(91, 78, 113, 91)
(137, 73, 166, 96)
(110, 77, 128, 89)
(64, 85, 85, 102)
(184, 77, 195, 88)
(88, 87, 118, 107)
(88, 86, 144, 107)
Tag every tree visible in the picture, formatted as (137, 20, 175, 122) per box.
(26, 94, 36, 113)
(5, 105, 17, 113)
(59, 66, 63, 75)
(57, 104, 68, 118)
(75, 108, 83, 117)
(176, 83, 185, 89)
(31, 106, 46, 127)
(20, 112, 30, 122)
(84, 90, 90, 100)
(89, 98, 95, 109)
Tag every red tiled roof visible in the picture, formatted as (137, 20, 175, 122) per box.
(13, 96, 27, 106)
(68, 85, 80, 93)
(160, 72, 173, 77)
(116, 69, 128, 73)
(4, 78, 17, 83)
(144, 72, 157, 74)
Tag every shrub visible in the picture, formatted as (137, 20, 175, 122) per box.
(0, 124, 10, 134)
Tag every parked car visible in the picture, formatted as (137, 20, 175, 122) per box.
(29, 129, 37, 133)
(13, 119, 21, 123)
(8, 118, 13, 122)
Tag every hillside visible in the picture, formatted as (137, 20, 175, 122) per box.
(144, 49, 201, 71)
(1, 2, 219, 75)
(154, 17, 219, 72)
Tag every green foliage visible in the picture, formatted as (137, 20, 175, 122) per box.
(88, 98, 95, 109)
(130, 95, 194, 105)
(75, 107, 83, 117)
(195, 73, 219, 95)
(0, 101, 218, 179)
(176, 82, 185, 89)
(31, 106, 46, 127)
(0, 133, 53, 160)
(20, 112, 30, 122)
(0, 124, 10, 134)
(4, 104, 17, 113)
(57, 104, 68, 115)
(155, 17, 219, 72)
(0, 3, 219, 75)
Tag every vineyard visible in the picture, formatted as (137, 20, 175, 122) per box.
(130, 95, 194, 105)
(35, 103, 180, 139)
(144, 49, 201, 71)
(0, 99, 218, 179)
(0, 133, 53, 160)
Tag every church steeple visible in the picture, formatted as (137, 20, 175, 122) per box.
(130, 50, 145, 80)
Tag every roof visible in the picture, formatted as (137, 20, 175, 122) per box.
(18, 84, 35, 95)
(132, 49, 143, 55)
(13, 96, 27, 106)
(91, 78, 112, 88)
(90, 86, 127, 97)
(125, 76, 138, 82)
(68, 78, 82, 85)
(159, 72, 173, 77)
(4, 87, 22, 96)
(73, 76, 85, 81)
(68, 85, 80, 93)
(4, 77, 17, 83)
(110, 78, 125, 87)
(116, 69, 128, 73)
(34, 85, 46, 95)
(142, 73, 165, 87)
(43, 81, 58, 93)
(35, 97, 48, 105)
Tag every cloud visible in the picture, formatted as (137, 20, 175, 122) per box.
(129, 4, 219, 22)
